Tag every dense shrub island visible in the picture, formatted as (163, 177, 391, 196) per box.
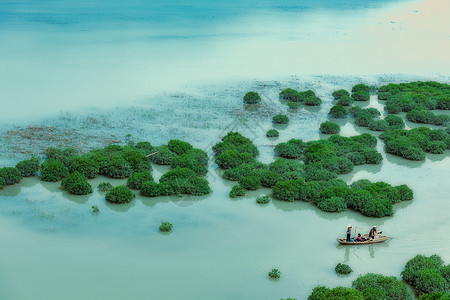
(335, 263, 352, 275)
(329, 105, 348, 118)
(309, 286, 364, 300)
(380, 127, 449, 160)
(158, 168, 211, 196)
(280, 88, 300, 102)
(268, 269, 281, 279)
(352, 273, 414, 300)
(103, 156, 132, 179)
(303, 96, 322, 106)
(332, 89, 350, 100)
(349, 107, 381, 118)
(406, 109, 449, 126)
(185, 149, 208, 166)
(159, 221, 173, 232)
(105, 185, 135, 204)
(229, 185, 245, 198)
(0, 177, 5, 190)
(61, 172, 93, 195)
(274, 139, 305, 158)
(243, 91, 261, 104)
(266, 129, 279, 138)
(69, 156, 99, 179)
(239, 175, 262, 190)
(298, 90, 316, 101)
(354, 114, 374, 127)
(151, 145, 177, 165)
(256, 195, 270, 204)
(337, 95, 354, 106)
(0, 167, 22, 185)
(320, 121, 340, 134)
(367, 119, 390, 131)
(352, 90, 370, 101)
(352, 83, 370, 94)
(171, 153, 207, 176)
(401, 254, 449, 295)
(140, 181, 162, 197)
(122, 147, 152, 172)
(215, 150, 254, 169)
(167, 139, 193, 156)
(45, 147, 79, 166)
(273, 114, 289, 124)
(213, 131, 259, 157)
(385, 114, 405, 129)
(222, 161, 265, 181)
(127, 172, 154, 190)
(317, 196, 347, 212)
(15, 157, 39, 177)
(40, 159, 69, 182)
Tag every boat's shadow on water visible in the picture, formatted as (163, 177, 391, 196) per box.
(337, 242, 390, 262)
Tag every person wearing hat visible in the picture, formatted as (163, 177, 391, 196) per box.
(346, 224, 352, 242)
(369, 226, 378, 240)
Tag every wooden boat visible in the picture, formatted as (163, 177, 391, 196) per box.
(337, 235, 390, 245)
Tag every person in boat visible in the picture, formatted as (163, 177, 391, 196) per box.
(346, 224, 352, 242)
(368, 226, 379, 240)
(356, 233, 363, 242)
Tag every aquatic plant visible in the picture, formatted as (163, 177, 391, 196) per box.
(151, 145, 177, 165)
(0, 177, 5, 190)
(213, 132, 259, 157)
(406, 109, 449, 126)
(332, 89, 350, 100)
(185, 149, 208, 166)
(215, 150, 254, 170)
(352, 83, 370, 94)
(127, 171, 154, 190)
(266, 129, 279, 138)
(352, 273, 414, 300)
(140, 181, 163, 197)
(104, 156, 133, 179)
(122, 147, 152, 172)
(274, 139, 305, 159)
(61, 172, 93, 195)
(256, 195, 270, 204)
(105, 185, 135, 204)
(91, 205, 100, 214)
(239, 175, 262, 190)
(288, 102, 300, 109)
(319, 121, 340, 134)
(329, 105, 348, 118)
(97, 182, 113, 191)
(171, 153, 207, 176)
(354, 114, 373, 127)
(40, 159, 69, 182)
(317, 197, 347, 212)
(352, 90, 370, 101)
(335, 263, 352, 275)
(385, 115, 405, 129)
(308, 286, 364, 300)
(304, 164, 338, 181)
(159, 221, 173, 232)
(272, 114, 289, 124)
(303, 96, 322, 106)
(15, 157, 39, 177)
(418, 292, 450, 299)
(396, 184, 414, 201)
(349, 107, 381, 118)
(159, 167, 211, 196)
(268, 269, 281, 279)
(272, 179, 303, 202)
(222, 161, 264, 181)
(243, 91, 261, 104)
(337, 95, 354, 106)
(168, 139, 193, 156)
(229, 185, 245, 198)
(368, 119, 390, 131)
(68, 156, 99, 179)
(280, 88, 300, 102)
(0, 167, 23, 185)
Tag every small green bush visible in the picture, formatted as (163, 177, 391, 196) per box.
(352, 273, 414, 300)
(304, 96, 322, 106)
(320, 121, 340, 134)
(268, 269, 281, 279)
(127, 172, 154, 190)
(354, 114, 374, 127)
(256, 195, 270, 204)
(171, 153, 207, 176)
(122, 147, 152, 172)
(159, 221, 173, 232)
(40, 159, 69, 182)
(151, 145, 177, 165)
(69, 156, 99, 179)
(280, 88, 300, 102)
(92, 205, 100, 214)
(98, 182, 113, 191)
(266, 129, 279, 138)
(159, 168, 211, 196)
(418, 292, 450, 300)
(167, 139, 193, 156)
(352, 84, 370, 93)
(385, 115, 405, 129)
(337, 95, 354, 106)
(61, 172, 93, 195)
(396, 184, 414, 201)
(273, 179, 303, 201)
(105, 186, 135, 204)
(368, 119, 390, 131)
(414, 269, 449, 295)
(243, 91, 261, 104)
(213, 132, 259, 157)
(15, 158, 39, 177)
(288, 102, 300, 109)
(274, 139, 305, 159)
(335, 263, 352, 275)
(332, 89, 350, 100)
(352, 90, 370, 101)
(239, 175, 262, 190)
(140, 181, 162, 197)
(215, 150, 254, 169)
(0, 177, 5, 190)
(104, 156, 133, 179)
(230, 185, 245, 198)
(329, 105, 348, 118)
(317, 197, 347, 212)
(0, 167, 23, 185)
(273, 114, 289, 124)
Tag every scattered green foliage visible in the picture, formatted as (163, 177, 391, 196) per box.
(329, 105, 348, 118)
(335, 263, 353, 275)
(159, 221, 173, 232)
(61, 172, 93, 195)
(0, 167, 23, 185)
(91, 205, 100, 214)
(105, 185, 135, 204)
(269, 269, 281, 279)
(266, 129, 280, 138)
(127, 171, 154, 190)
(15, 157, 39, 177)
(98, 182, 113, 191)
(40, 159, 69, 182)
(230, 185, 246, 198)
(320, 121, 340, 134)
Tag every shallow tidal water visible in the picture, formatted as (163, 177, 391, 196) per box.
(1, 0, 450, 299)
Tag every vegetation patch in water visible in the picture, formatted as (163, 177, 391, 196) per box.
(266, 129, 279, 138)
(15, 157, 39, 177)
(243, 91, 261, 104)
(159, 221, 173, 232)
(0, 167, 23, 185)
(329, 105, 348, 119)
(98, 182, 113, 191)
(268, 268, 281, 279)
(406, 109, 449, 126)
(40, 159, 69, 182)
(229, 185, 245, 198)
(105, 185, 135, 204)
(332, 89, 350, 100)
(335, 263, 352, 275)
(273, 114, 289, 124)
(256, 195, 270, 204)
(274, 139, 305, 159)
(280, 88, 300, 102)
(127, 171, 154, 190)
(320, 121, 340, 134)
(61, 172, 93, 195)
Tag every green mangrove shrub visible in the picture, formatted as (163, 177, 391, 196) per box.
(256, 195, 270, 204)
(368, 119, 390, 131)
(127, 172, 154, 190)
(122, 147, 152, 172)
(243, 91, 261, 104)
(266, 129, 279, 138)
(0, 167, 22, 185)
(151, 145, 177, 165)
(215, 150, 254, 169)
(40, 159, 69, 182)
(274, 139, 305, 159)
(171, 153, 207, 176)
(239, 175, 262, 190)
(352, 83, 370, 93)
(61, 172, 93, 195)
(288, 102, 300, 109)
(354, 114, 374, 127)
(0, 177, 5, 190)
(91, 205, 100, 214)
(303, 96, 322, 106)
(140, 181, 162, 197)
(352, 273, 414, 300)
(268, 269, 281, 279)
(159, 167, 211, 196)
(335, 263, 352, 275)
(332, 89, 350, 100)
(309, 286, 364, 300)
(213, 131, 259, 157)
(229, 185, 245, 198)
(280, 88, 300, 102)
(159, 221, 173, 232)
(329, 105, 348, 118)
(320, 121, 340, 134)
(273, 114, 289, 124)
(167, 139, 193, 156)
(317, 197, 347, 212)
(15, 157, 39, 177)
(337, 95, 354, 106)
(105, 185, 135, 204)
(406, 109, 449, 126)
(385, 115, 405, 129)
(98, 182, 113, 191)
(104, 156, 133, 179)
(69, 156, 99, 179)
(418, 292, 450, 299)
(352, 90, 370, 101)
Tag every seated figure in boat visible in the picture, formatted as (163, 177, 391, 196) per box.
(356, 233, 366, 242)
